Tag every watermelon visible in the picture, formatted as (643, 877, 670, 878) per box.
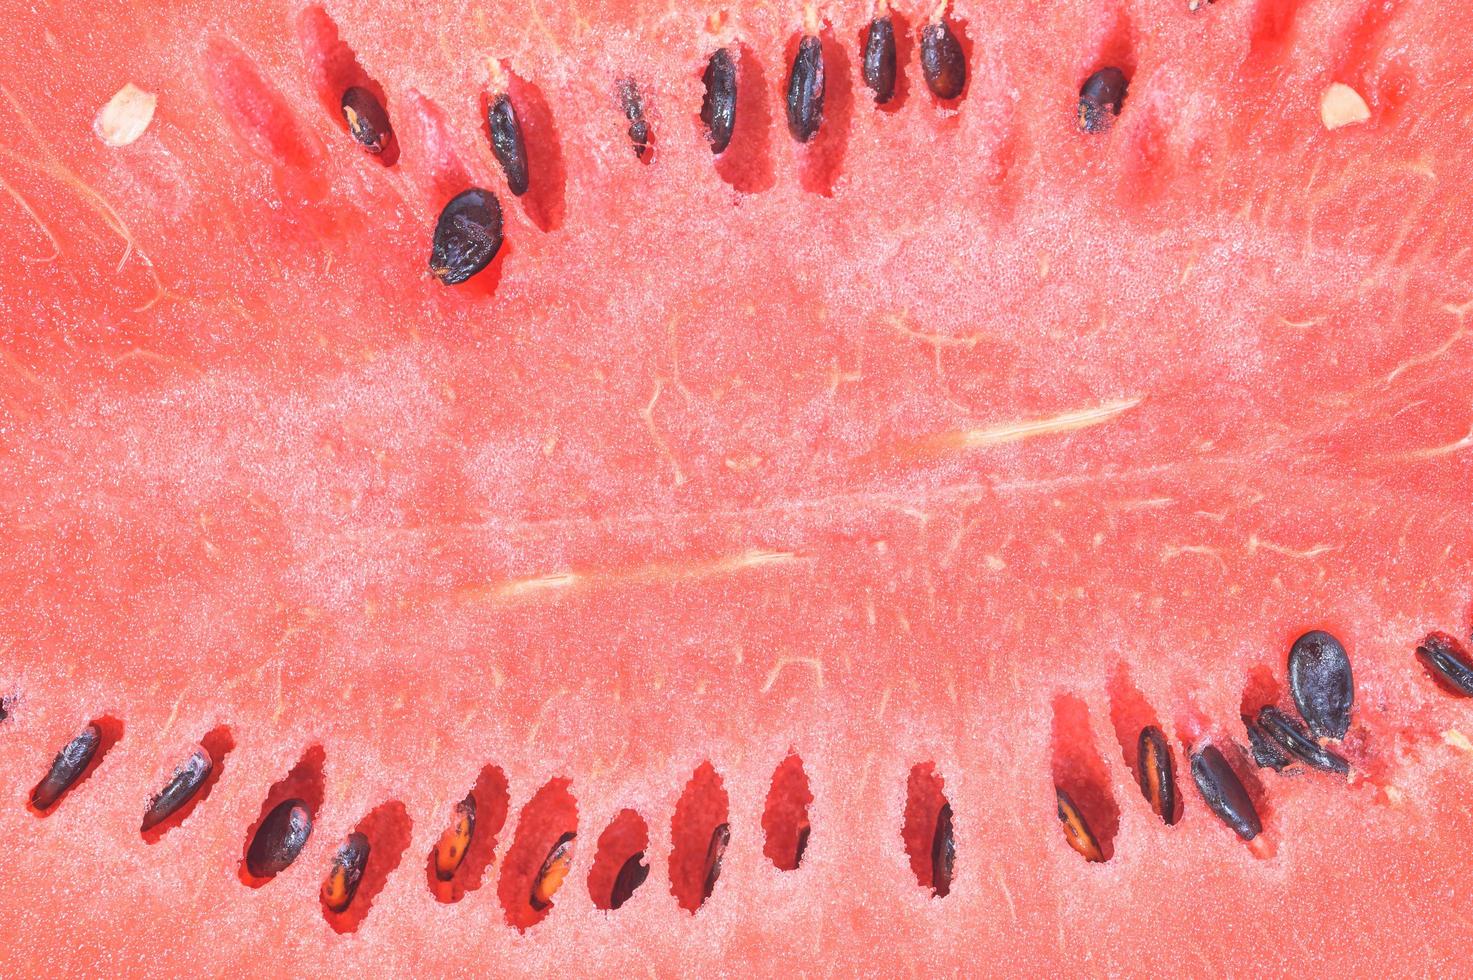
(3, 0, 1473, 973)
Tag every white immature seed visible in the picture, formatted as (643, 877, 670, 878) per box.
(1320, 82, 1370, 131)
(95, 82, 157, 147)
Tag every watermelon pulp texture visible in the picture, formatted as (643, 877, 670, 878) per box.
(4, 0, 1473, 973)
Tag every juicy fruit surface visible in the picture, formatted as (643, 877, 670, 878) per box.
(3, 0, 1473, 975)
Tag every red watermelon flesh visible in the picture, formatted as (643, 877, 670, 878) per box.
(3, 0, 1473, 973)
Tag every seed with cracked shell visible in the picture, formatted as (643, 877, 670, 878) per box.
(530, 831, 576, 911)
(1416, 632, 1473, 696)
(1256, 706, 1349, 775)
(340, 86, 392, 154)
(321, 831, 370, 913)
(1055, 787, 1105, 862)
(487, 93, 529, 196)
(433, 793, 476, 881)
(1136, 726, 1178, 824)
(1078, 67, 1128, 134)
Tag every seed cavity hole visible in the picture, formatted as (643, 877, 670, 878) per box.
(239, 745, 325, 887)
(901, 762, 952, 897)
(791, 28, 853, 198)
(587, 808, 650, 911)
(498, 777, 578, 931)
(141, 724, 234, 843)
(296, 5, 398, 165)
(1050, 694, 1119, 862)
(427, 763, 509, 903)
(320, 800, 413, 933)
(485, 68, 567, 232)
(762, 752, 813, 871)
(28, 715, 123, 816)
(1107, 666, 1179, 824)
(670, 761, 730, 913)
(201, 36, 326, 201)
(706, 44, 776, 195)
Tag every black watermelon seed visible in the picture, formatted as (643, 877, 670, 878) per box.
(862, 16, 897, 104)
(1078, 67, 1128, 134)
(429, 188, 504, 286)
(246, 798, 313, 878)
(1190, 745, 1261, 841)
(617, 78, 651, 159)
(30, 723, 101, 811)
(930, 802, 955, 897)
(702, 822, 731, 901)
(1256, 706, 1350, 775)
(340, 86, 392, 154)
(1288, 629, 1354, 740)
(530, 831, 576, 911)
(1136, 726, 1178, 825)
(793, 822, 812, 867)
(920, 21, 965, 100)
(701, 47, 737, 154)
(1243, 714, 1291, 771)
(1055, 787, 1105, 862)
(321, 831, 370, 913)
(786, 34, 825, 143)
(433, 793, 476, 881)
(608, 851, 650, 910)
(487, 93, 529, 196)
(1415, 632, 1473, 696)
(141, 746, 212, 832)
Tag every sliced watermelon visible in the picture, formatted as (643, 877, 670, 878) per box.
(3, 0, 1473, 973)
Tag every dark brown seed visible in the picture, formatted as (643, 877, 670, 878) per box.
(433, 793, 476, 881)
(1190, 745, 1261, 841)
(1078, 67, 1128, 134)
(1415, 632, 1473, 696)
(340, 86, 392, 154)
(1055, 787, 1105, 862)
(1289, 629, 1353, 739)
(529, 831, 576, 911)
(701, 822, 731, 901)
(246, 798, 313, 878)
(862, 16, 897, 104)
(141, 746, 212, 832)
(487, 93, 529, 196)
(429, 188, 504, 286)
(1136, 726, 1178, 825)
(786, 35, 825, 143)
(608, 851, 650, 910)
(793, 822, 811, 867)
(930, 802, 954, 897)
(30, 723, 101, 811)
(920, 21, 965, 100)
(1243, 714, 1291, 771)
(617, 78, 651, 159)
(701, 47, 737, 154)
(1256, 706, 1350, 775)
(321, 832, 370, 913)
